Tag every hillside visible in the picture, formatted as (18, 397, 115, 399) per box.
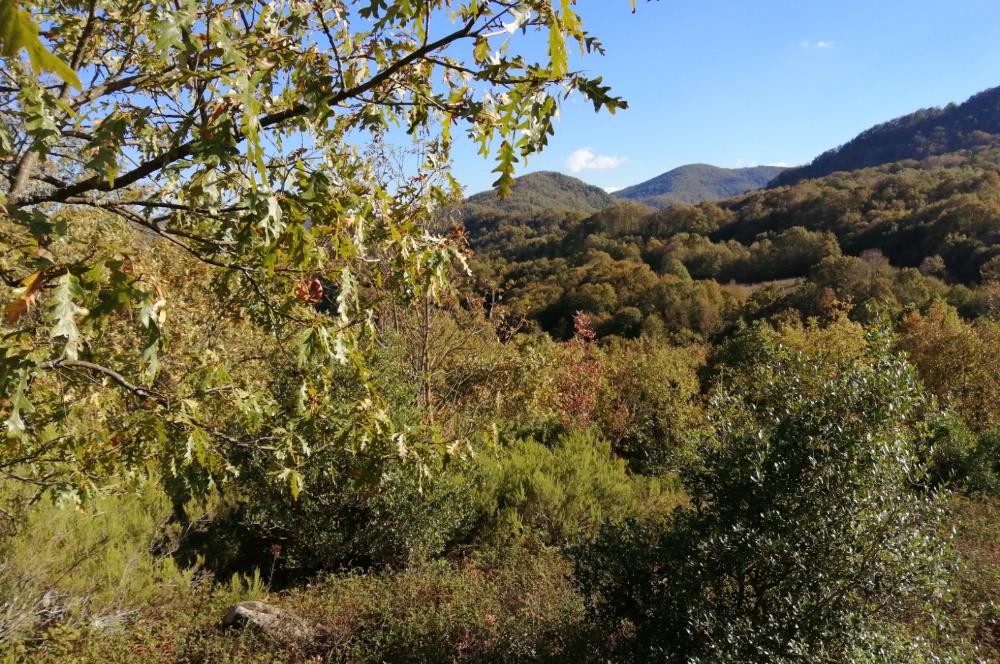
(462, 171, 613, 216)
(459, 171, 630, 255)
(615, 164, 786, 207)
(466, 145, 1000, 339)
(772, 85, 1000, 186)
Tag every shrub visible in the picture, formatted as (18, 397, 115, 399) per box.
(595, 338, 707, 474)
(470, 430, 681, 547)
(175, 451, 477, 582)
(23, 548, 591, 664)
(576, 332, 955, 662)
(0, 482, 195, 644)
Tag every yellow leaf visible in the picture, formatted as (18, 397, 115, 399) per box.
(0, 2, 81, 89)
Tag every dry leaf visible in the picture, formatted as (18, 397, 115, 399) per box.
(5, 270, 46, 325)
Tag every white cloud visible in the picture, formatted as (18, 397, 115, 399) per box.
(800, 40, 834, 49)
(815, 40, 833, 49)
(566, 148, 627, 173)
(602, 186, 623, 193)
(734, 160, 790, 169)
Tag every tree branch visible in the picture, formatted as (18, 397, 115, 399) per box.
(14, 15, 481, 208)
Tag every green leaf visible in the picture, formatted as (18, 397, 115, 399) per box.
(547, 23, 567, 77)
(278, 467, 304, 499)
(4, 369, 34, 437)
(86, 112, 129, 187)
(47, 273, 88, 360)
(0, 2, 81, 89)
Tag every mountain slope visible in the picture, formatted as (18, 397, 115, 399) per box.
(462, 171, 613, 216)
(458, 171, 618, 254)
(615, 164, 786, 208)
(463, 145, 1000, 340)
(772, 85, 1000, 187)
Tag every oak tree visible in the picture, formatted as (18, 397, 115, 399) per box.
(0, 0, 629, 498)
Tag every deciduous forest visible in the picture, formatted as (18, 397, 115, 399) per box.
(1, 1, 999, 662)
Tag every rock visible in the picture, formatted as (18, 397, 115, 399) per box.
(222, 600, 316, 643)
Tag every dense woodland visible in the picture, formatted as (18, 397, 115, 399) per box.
(464, 144, 1000, 340)
(614, 163, 786, 208)
(1, 2, 1000, 663)
(772, 85, 1000, 186)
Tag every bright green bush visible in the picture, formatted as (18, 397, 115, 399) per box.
(0, 482, 195, 644)
(471, 430, 681, 547)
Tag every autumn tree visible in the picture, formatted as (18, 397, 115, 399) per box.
(0, 0, 630, 498)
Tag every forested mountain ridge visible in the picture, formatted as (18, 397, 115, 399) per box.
(465, 145, 1000, 339)
(614, 164, 786, 207)
(772, 85, 1000, 187)
(461, 171, 614, 216)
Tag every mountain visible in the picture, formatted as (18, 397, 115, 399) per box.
(463, 144, 1000, 340)
(772, 85, 1000, 187)
(462, 171, 613, 216)
(614, 164, 786, 208)
(458, 171, 620, 255)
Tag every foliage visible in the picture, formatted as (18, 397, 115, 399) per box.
(576, 330, 954, 662)
(460, 141, 1000, 340)
(899, 301, 1000, 431)
(176, 443, 478, 581)
(462, 171, 613, 217)
(466, 34, 1000, 342)
(470, 430, 681, 547)
(0, 0, 629, 497)
(0, 0, 80, 89)
(2, 5, 999, 663)
(948, 496, 1000, 658)
(0, 482, 196, 644)
(591, 336, 706, 473)
(11, 548, 591, 663)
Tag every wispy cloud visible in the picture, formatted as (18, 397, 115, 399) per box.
(566, 148, 627, 173)
(800, 39, 834, 49)
(602, 185, 623, 193)
(734, 160, 790, 168)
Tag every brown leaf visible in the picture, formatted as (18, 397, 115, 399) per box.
(5, 270, 46, 325)
(294, 278, 323, 304)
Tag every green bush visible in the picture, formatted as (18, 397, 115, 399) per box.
(0, 482, 195, 644)
(923, 415, 1000, 494)
(596, 338, 706, 474)
(968, 429, 1000, 494)
(176, 451, 477, 582)
(576, 333, 957, 662)
(470, 430, 681, 547)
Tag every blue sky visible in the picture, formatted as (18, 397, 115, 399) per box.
(451, 0, 1000, 195)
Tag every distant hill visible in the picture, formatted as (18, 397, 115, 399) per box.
(462, 145, 1000, 340)
(614, 164, 786, 208)
(462, 171, 613, 216)
(458, 171, 618, 254)
(772, 85, 1000, 187)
